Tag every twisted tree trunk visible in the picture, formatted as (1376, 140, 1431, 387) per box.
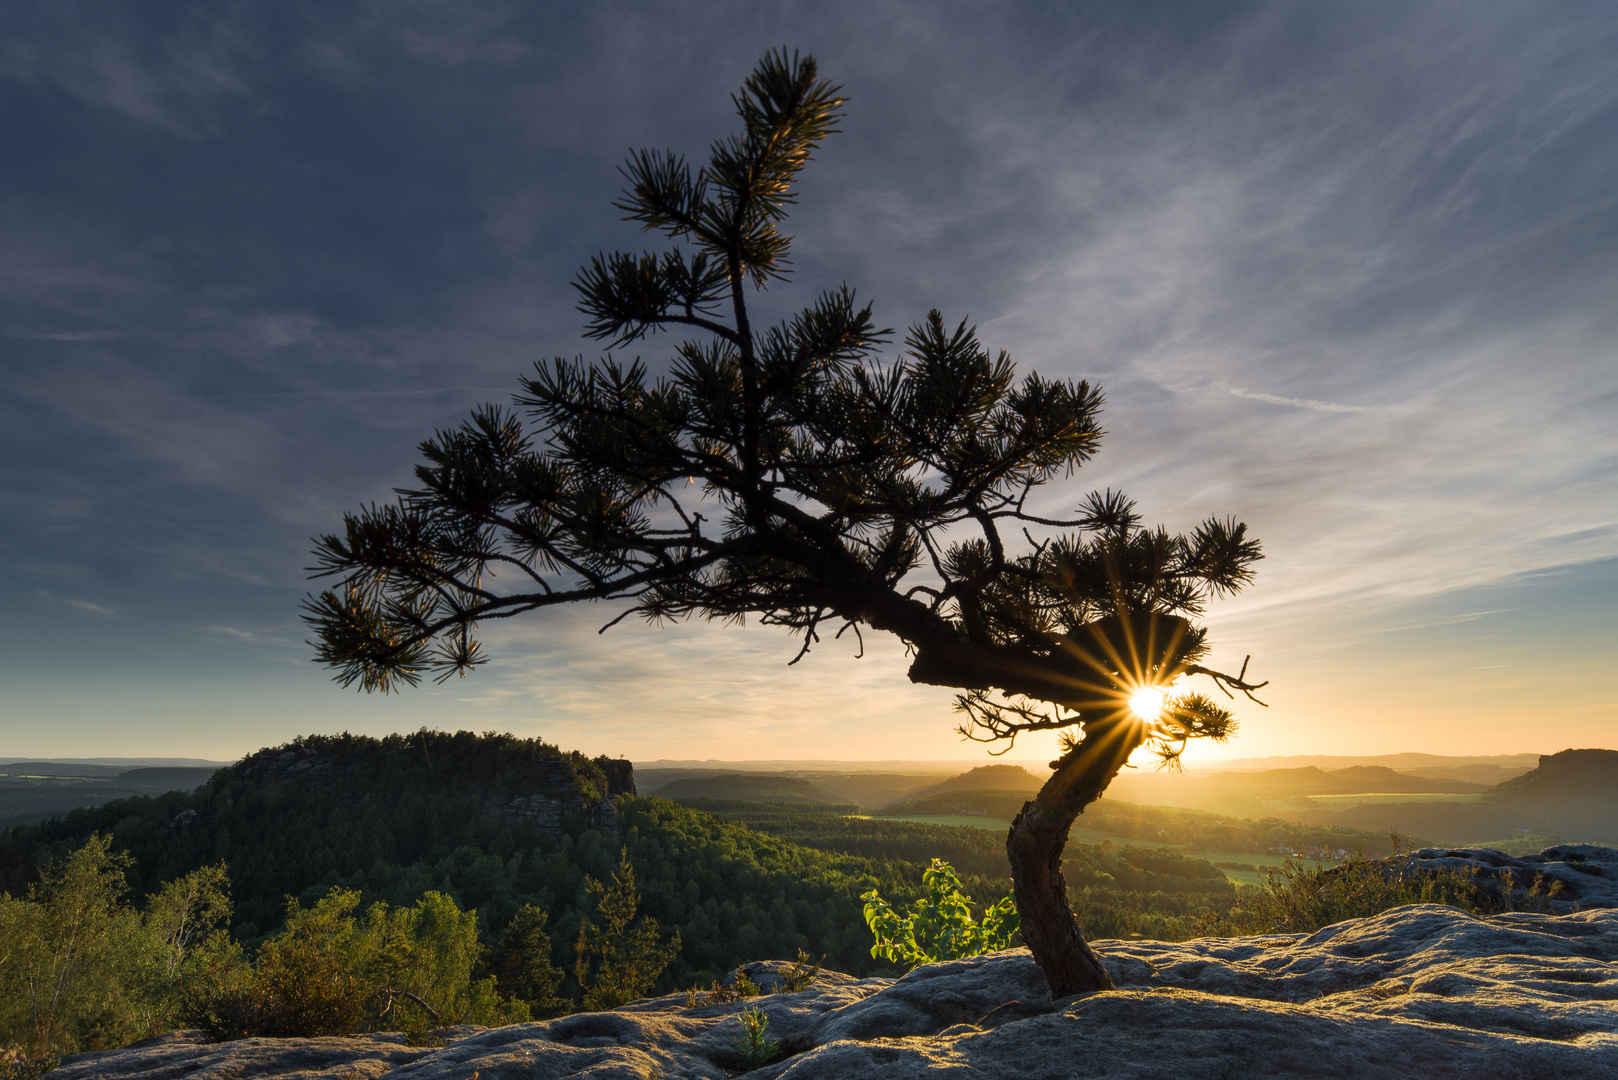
(1007, 714, 1146, 997)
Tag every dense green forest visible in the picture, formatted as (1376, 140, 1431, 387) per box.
(679, 799, 1233, 894)
(678, 799, 1241, 942)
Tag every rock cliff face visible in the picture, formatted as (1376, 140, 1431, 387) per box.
(53, 901, 1618, 1079)
(499, 756, 634, 832)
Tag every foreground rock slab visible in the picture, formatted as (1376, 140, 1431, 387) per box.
(55, 905, 1618, 1079)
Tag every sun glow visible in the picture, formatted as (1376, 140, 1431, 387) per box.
(1128, 686, 1167, 721)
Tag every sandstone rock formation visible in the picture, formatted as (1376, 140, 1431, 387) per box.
(52, 903, 1618, 1079)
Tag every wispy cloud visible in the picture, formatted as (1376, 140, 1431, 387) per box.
(0, 4, 255, 139)
(1369, 610, 1513, 635)
(36, 591, 117, 617)
(1218, 386, 1394, 414)
(3, 329, 128, 341)
(202, 625, 258, 642)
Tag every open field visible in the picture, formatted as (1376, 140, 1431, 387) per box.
(876, 813, 1011, 833)
(1304, 793, 1482, 806)
(1216, 868, 1268, 886)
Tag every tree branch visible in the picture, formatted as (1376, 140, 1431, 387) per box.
(1183, 656, 1269, 705)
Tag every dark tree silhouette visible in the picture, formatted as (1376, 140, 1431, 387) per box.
(304, 50, 1266, 998)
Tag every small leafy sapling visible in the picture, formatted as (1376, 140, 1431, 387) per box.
(780, 949, 823, 993)
(862, 859, 1019, 969)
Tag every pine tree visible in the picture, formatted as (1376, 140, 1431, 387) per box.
(305, 49, 1265, 997)
(574, 849, 679, 1010)
(489, 904, 568, 1018)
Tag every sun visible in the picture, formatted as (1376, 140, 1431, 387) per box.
(1128, 686, 1166, 721)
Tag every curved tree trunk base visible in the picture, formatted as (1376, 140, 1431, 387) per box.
(1006, 715, 1144, 998)
(1008, 802, 1115, 996)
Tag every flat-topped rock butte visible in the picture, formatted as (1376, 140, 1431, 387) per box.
(53, 856, 1618, 1080)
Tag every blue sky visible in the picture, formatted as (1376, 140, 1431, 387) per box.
(2, 1, 1614, 763)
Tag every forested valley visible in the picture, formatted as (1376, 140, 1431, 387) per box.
(0, 730, 1394, 1059)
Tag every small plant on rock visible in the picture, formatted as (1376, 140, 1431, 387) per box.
(780, 949, 823, 993)
(733, 1007, 779, 1070)
(684, 968, 760, 1008)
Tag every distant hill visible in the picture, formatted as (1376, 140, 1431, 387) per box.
(807, 773, 948, 807)
(1107, 762, 1489, 811)
(1202, 753, 1540, 776)
(0, 762, 130, 779)
(1309, 766, 1485, 794)
(0, 763, 227, 825)
(879, 789, 1032, 819)
(1397, 763, 1537, 786)
(898, 765, 1044, 804)
(1214, 765, 1484, 796)
(0, 756, 234, 770)
(113, 766, 222, 788)
(639, 769, 949, 808)
(1190, 749, 1618, 847)
(654, 774, 847, 804)
(0, 731, 629, 929)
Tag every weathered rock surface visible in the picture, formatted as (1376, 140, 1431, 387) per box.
(54, 905, 1618, 1079)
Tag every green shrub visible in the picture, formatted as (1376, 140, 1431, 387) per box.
(363, 890, 519, 1031)
(250, 889, 371, 1037)
(3, 835, 147, 1055)
(181, 887, 529, 1040)
(1209, 852, 1564, 936)
(173, 942, 264, 1042)
(0, 1046, 59, 1080)
(861, 859, 1019, 969)
(0, 837, 238, 1056)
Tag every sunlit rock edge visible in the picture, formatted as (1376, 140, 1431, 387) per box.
(52, 851, 1618, 1079)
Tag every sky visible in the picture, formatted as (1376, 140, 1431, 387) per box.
(2, 1, 1614, 766)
